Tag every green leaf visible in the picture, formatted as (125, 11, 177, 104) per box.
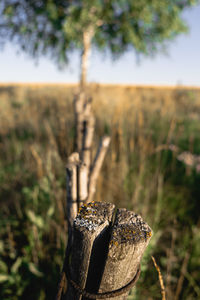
(3, 6, 14, 17)
(0, 274, 9, 283)
(11, 257, 23, 274)
(0, 260, 8, 273)
(26, 210, 44, 229)
(0, 240, 4, 253)
(47, 205, 54, 217)
(28, 263, 43, 277)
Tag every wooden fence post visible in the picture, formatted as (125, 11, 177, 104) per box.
(59, 202, 152, 300)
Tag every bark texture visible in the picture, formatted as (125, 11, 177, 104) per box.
(80, 28, 93, 90)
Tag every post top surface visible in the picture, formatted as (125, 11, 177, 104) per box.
(74, 201, 114, 233)
(109, 209, 152, 248)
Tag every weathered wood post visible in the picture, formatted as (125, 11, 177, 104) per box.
(58, 202, 152, 300)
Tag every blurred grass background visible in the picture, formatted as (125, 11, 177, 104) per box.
(0, 84, 200, 300)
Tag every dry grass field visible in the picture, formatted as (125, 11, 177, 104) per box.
(0, 83, 200, 300)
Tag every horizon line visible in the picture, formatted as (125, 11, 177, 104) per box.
(0, 82, 200, 90)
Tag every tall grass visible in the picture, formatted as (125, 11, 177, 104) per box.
(0, 84, 200, 300)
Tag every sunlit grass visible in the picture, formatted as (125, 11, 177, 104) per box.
(0, 84, 200, 300)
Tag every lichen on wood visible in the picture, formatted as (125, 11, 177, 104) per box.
(98, 208, 152, 300)
(62, 203, 152, 300)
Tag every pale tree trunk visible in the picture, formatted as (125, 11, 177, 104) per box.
(80, 28, 93, 91)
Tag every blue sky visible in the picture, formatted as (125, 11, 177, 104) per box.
(0, 4, 200, 86)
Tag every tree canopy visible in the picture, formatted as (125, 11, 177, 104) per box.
(0, 0, 198, 66)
